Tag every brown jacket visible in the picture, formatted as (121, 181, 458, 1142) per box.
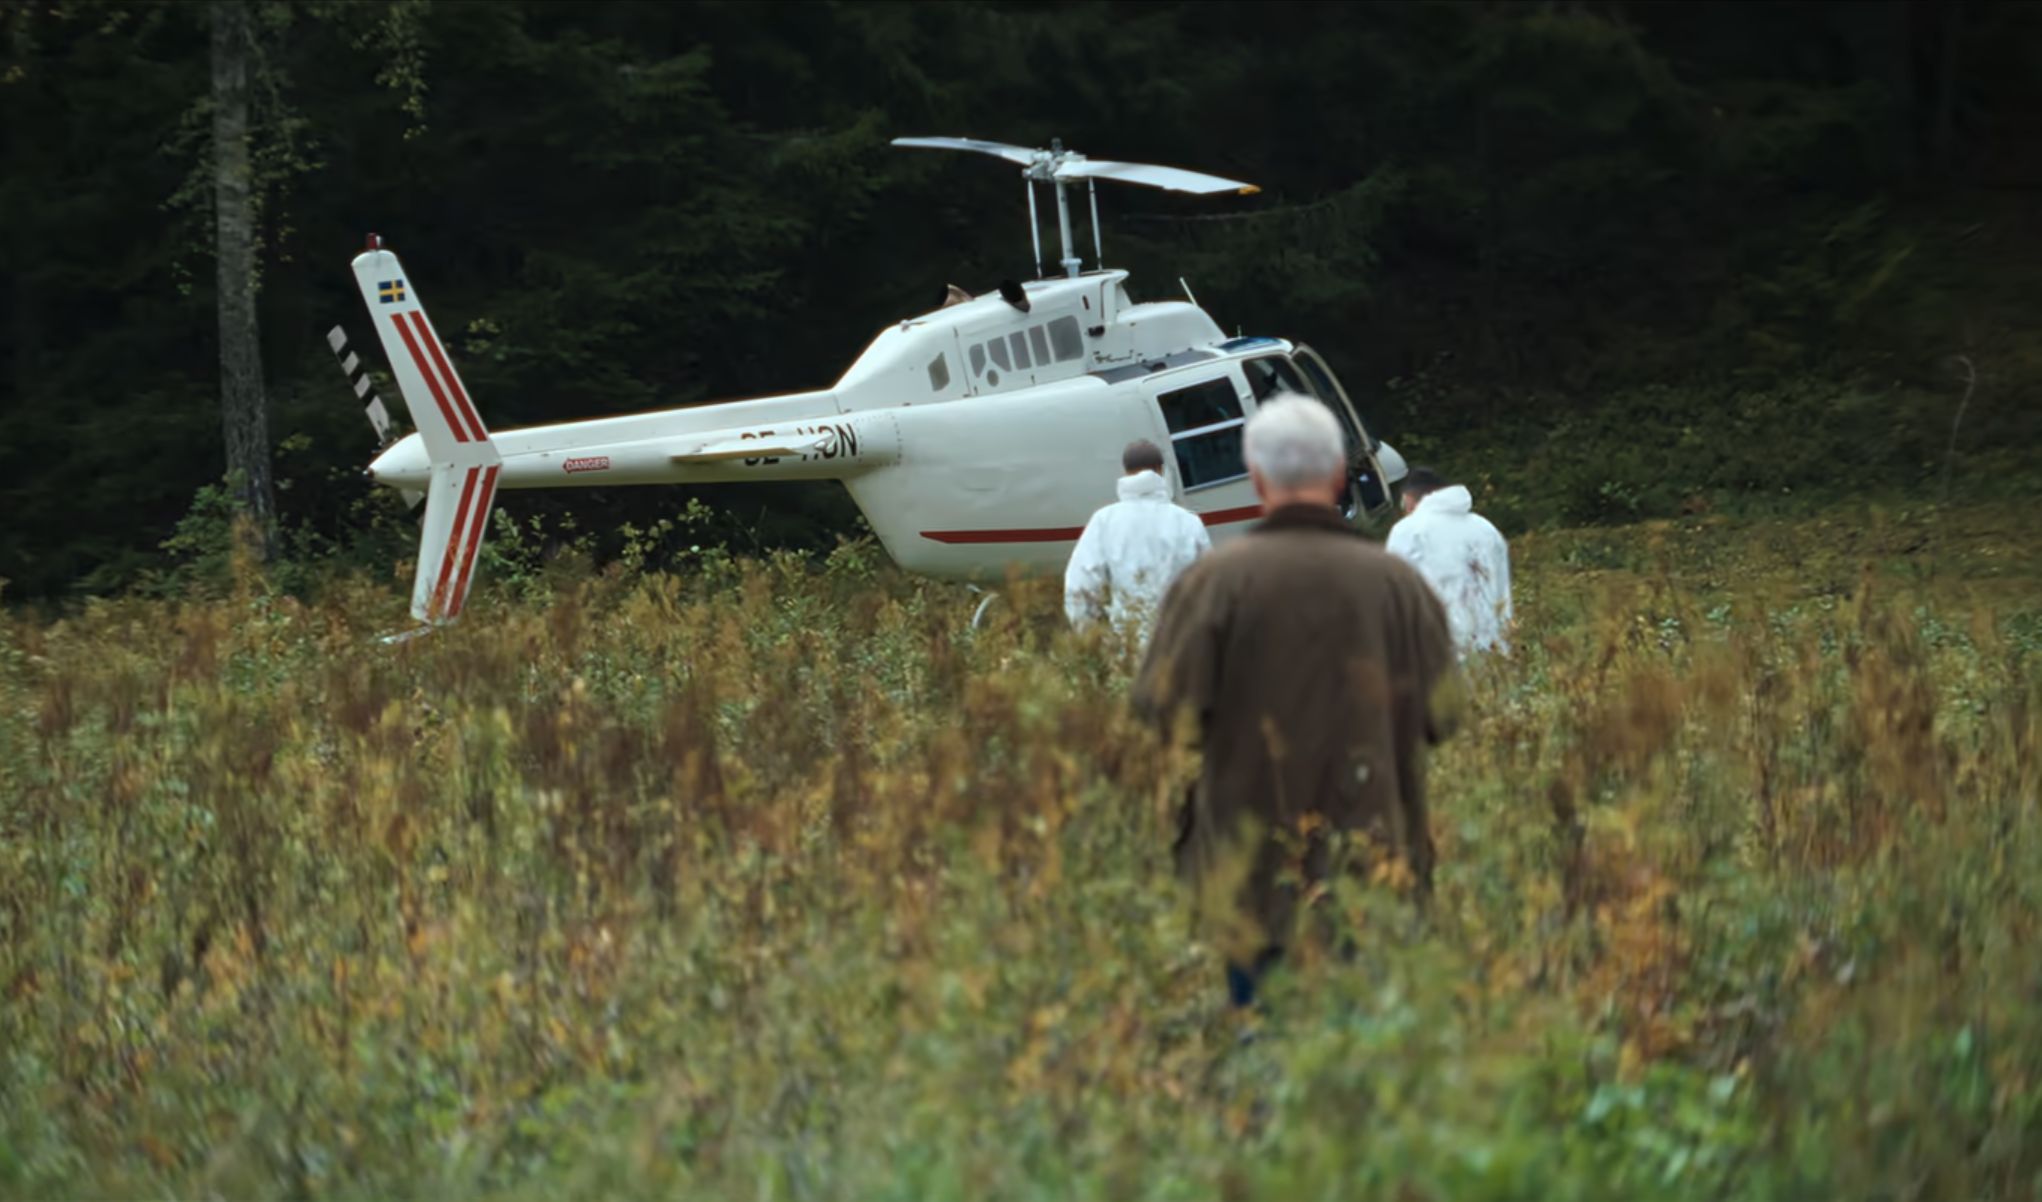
(1134, 504, 1459, 954)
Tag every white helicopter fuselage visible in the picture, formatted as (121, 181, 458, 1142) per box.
(367, 268, 1403, 582)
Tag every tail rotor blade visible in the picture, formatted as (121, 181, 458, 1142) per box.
(330, 324, 423, 509)
(364, 395, 396, 445)
(328, 324, 402, 450)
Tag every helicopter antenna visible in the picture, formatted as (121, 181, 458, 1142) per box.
(893, 136, 1258, 280)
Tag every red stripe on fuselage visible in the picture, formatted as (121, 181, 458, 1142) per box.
(919, 525, 1085, 545)
(391, 311, 469, 443)
(417, 313, 487, 443)
(429, 466, 481, 618)
(918, 505, 1264, 544)
(1199, 505, 1263, 527)
(446, 465, 498, 617)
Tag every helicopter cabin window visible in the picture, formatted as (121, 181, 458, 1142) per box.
(1029, 325, 1052, 364)
(966, 321, 1083, 388)
(928, 354, 950, 392)
(1047, 316, 1083, 362)
(1156, 376, 1248, 490)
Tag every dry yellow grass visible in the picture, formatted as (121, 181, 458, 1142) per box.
(1, 500, 2038, 1199)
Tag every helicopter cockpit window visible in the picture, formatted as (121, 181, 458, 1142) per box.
(969, 344, 986, 378)
(987, 338, 1012, 373)
(1047, 316, 1083, 362)
(1242, 355, 1310, 403)
(928, 354, 950, 392)
(1009, 332, 1032, 370)
(1156, 377, 1248, 490)
(1243, 353, 1359, 454)
(1287, 353, 1369, 456)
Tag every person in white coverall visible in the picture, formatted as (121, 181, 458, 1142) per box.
(1385, 466, 1513, 658)
(1064, 439, 1211, 642)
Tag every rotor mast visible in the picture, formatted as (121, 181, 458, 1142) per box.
(1019, 138, 1088, 279)
(1047, 141, 1083, 278)
(1025, 181, 1043, 279)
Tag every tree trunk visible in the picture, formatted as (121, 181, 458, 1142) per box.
(211, 0, 276, 556)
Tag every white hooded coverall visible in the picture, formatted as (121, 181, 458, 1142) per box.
(1385, 484, 1513, 657)
(1063, 470, 1211, 640)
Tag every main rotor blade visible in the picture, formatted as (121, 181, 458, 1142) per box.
(1053, 158, 1259, 195)
(892, 136, 1042, 167)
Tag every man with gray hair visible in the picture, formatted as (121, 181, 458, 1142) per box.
(1135, 394, 1459, 1007)
(1064, 438, 1211, 642)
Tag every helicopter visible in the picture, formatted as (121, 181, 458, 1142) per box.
(336, 136, 1408, 624)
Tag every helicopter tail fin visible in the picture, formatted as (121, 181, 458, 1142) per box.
(350, 240, 503, 623)
(407, 458, 501, 623)
(349, 241, 495, 462)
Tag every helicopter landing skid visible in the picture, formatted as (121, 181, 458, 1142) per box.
(966, 586, 1001, 631)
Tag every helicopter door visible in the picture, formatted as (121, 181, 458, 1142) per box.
(1290, 345, 1393, 521)
(1144, 370, 1259, 531)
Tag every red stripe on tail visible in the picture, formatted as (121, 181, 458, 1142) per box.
(391, 312, 469, 443)
(429, 467, 482, 618)
(446, 465, 499, 617)
(417, 314, 487, 443)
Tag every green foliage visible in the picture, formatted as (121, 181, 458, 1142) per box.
(5, 2, 2041, 596)
(2, 502, 2040, 1197)
(148, 478, 245, 595)
(1385, 374, 1968, 532)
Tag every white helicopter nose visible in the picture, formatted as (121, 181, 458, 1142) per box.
(367, 433, 431, 490)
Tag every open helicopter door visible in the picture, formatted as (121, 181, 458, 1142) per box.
(1291, 344, 1396, 522)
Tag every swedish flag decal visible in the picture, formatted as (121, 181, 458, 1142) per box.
(378, 279, 407, 304)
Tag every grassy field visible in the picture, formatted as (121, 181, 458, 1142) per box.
(3, 500, 2040, 1200)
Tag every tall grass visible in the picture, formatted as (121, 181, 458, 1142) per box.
(3, 506, 2040, 1199)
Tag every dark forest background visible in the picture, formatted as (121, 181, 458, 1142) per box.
(4, 0, 2040, 598)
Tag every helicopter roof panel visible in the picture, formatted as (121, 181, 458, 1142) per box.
(1090, 348, 1219, 385)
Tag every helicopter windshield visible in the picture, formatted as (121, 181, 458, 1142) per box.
(1241, 354, 1311, 403)
(1242, 354, 1364, 459)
